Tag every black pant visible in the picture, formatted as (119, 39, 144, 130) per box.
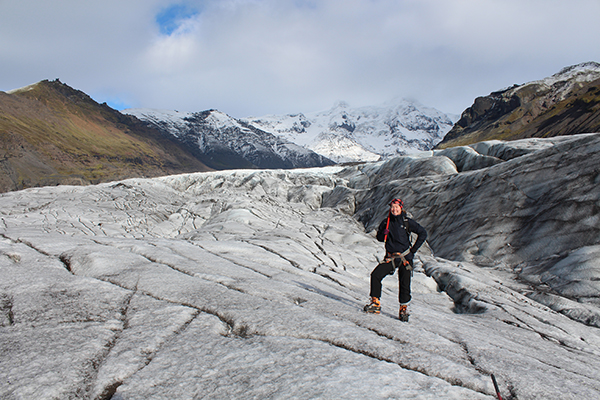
(369, 260, 412, 304)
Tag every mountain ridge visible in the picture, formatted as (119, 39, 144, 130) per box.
(0, 79, 334, 194)
(0, 79, 212, 193)
(124, 108, 336, 170)
(4, 61, 600, 193)
(436, 61, 600, 148)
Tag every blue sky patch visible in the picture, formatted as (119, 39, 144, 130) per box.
(156, 4, 200, 36)
(105, 98, 131, 111)
(91, 94, 132, 111)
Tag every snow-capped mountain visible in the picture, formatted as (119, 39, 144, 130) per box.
(124, 108, 335, 170)
(243, 99, 456, 163)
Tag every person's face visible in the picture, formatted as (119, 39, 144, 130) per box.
(390, 203, 402, 216)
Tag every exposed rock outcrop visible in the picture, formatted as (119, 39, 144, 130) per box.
(437, 62, 600, 148)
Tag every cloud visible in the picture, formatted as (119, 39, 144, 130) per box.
(1, 0, 600, 118)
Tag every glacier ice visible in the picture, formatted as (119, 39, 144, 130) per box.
(1, 134, 600, 399)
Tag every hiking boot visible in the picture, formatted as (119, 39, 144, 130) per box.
(363, 297, 381, 314)
(399, 304, 409, 322)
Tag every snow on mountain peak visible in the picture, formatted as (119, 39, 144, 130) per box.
(125, 108, 246, 136)
(126, 98, 455, 165)
(243, 99, 455, 163)
(332, 100, 350, 109)
(552, 61, 600, 81)
(124, 108, 334, 170)
(513, 62, 600, 100)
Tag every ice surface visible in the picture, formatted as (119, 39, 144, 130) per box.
(1, 134, 600, 399)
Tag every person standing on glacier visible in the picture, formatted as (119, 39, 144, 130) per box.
(364, 198, 427, 321)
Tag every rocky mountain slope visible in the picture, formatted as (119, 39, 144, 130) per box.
(125, 108, 335, 170)
(437, 62, 600, 148)
(243, 99, 455, 163)
(0, 80, 212, 193)
(1, 133, 599, 399)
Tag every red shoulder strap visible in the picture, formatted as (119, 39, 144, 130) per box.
(384, 210, 391, 242)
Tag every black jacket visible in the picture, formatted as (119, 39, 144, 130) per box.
(376, 212, 427, 259)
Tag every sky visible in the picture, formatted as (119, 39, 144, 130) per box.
(1, 0, 600, 118)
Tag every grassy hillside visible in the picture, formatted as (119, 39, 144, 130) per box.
(0, 80, 211, 192)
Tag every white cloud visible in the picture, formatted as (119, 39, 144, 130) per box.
(1, 0, 600, 117)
